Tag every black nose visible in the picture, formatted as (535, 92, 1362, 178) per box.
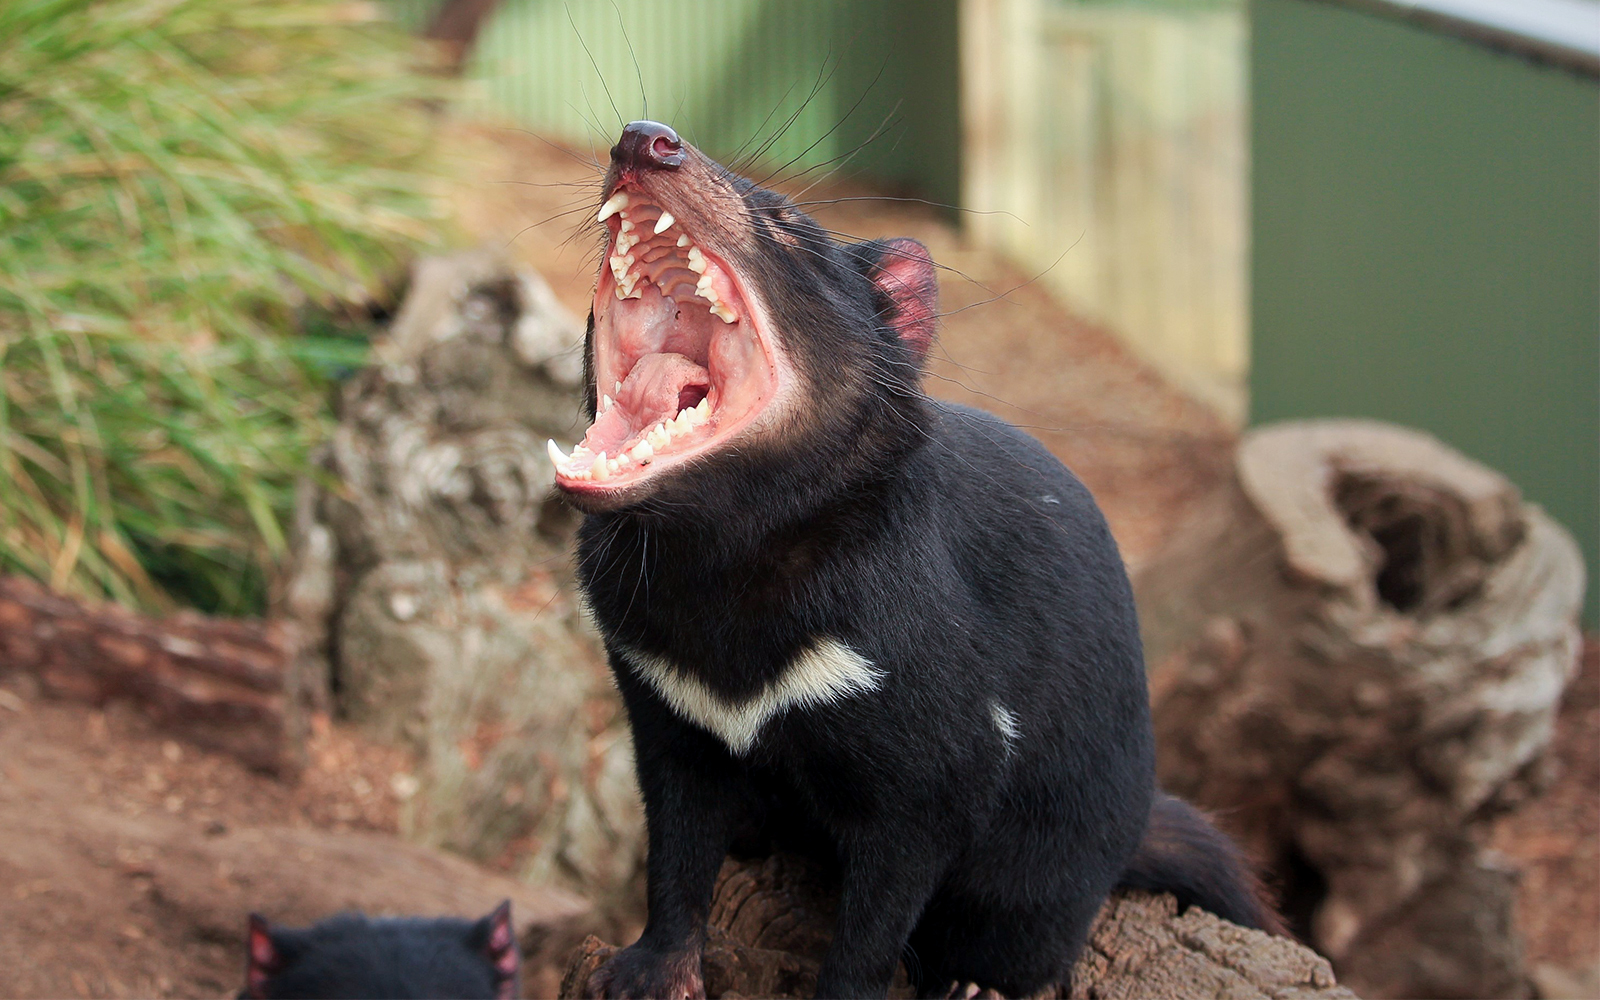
(613, 121, 685, 172)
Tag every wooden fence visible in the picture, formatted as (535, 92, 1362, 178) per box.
(963, 0, 1248, 420)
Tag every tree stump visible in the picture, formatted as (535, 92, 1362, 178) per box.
(1134, 420, 1586, 999)
(282, 249, 646, 903)
(558, 853, 1358, 1000)
(0, 575, 293, 774)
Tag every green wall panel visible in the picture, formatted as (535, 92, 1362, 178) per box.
(1250, 0, 1599, 624)
(465, 0, 960, 206)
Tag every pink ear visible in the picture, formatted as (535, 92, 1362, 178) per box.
(483, 900, 519, 1000)
(871, 238, 939, 362)
(245, 914, 278, 999)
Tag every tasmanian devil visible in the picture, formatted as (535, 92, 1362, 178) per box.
(551, 121, 1279, 1000)
(239, 902, 519, 1000)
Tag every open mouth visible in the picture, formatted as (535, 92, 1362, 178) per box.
(550, 187, 785, 493)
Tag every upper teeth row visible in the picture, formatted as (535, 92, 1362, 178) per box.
(600, 192, 736, 323)
(547, 396, 711, 482)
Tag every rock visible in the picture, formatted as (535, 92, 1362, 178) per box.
(284, 249, 645, 901)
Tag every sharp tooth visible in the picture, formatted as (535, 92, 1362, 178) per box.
(592, 452, 609, 481)
(695, 397, 711, 421)
(654, 212, 675, 235)
(630, 440, 654, 462)
(677, 234, 691, 247)
(619, 218, 634, 233)
(601, 394, 613, 412)
(547, 439, 569, 465)
(614, 380, 623, 393)
(687, 247, 706, 273)
(596, 192, 629, 222)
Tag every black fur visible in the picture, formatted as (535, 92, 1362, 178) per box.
(571, 125, 1276, 999)
(241, 904, 518, 1000)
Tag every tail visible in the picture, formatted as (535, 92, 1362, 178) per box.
(1118, 792, 1287, 936)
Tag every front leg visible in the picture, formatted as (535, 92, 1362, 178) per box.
(589, 669, 748, 1000)
(814, 827, 949, 999)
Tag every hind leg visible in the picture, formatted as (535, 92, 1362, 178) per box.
(909, 890, 1101, 999)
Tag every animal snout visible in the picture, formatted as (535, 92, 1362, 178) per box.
(613, 120, 685, 173)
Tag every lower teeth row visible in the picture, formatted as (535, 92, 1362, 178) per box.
(548, 396, 711, 482)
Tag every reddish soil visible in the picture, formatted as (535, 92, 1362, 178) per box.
(0, 684, 415, 998)
(1492, 637, 1600, 989)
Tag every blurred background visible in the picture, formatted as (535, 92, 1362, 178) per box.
(0, 1, 1595, 998)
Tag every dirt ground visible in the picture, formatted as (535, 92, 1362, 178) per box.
(1492, 637, 1600, 991)
(0, 123, 1592, 999)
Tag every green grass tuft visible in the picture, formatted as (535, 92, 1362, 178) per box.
(0, 0, 444, 614)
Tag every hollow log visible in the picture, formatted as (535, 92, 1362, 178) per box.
(0, 575, 293, 775)
(558, 853, 1358, 1000)
(1134, 420, 1586, 999)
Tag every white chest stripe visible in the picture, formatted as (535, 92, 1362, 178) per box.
(620, 639, 884, 754)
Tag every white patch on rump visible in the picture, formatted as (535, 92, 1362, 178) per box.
(620, 639, 883, 754)
(990, 701, 1021, 751)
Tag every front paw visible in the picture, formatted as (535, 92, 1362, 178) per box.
(587, 942, 706, 1000)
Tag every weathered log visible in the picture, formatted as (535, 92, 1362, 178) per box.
(1134, 420, 1586, 999)
(283, 249, 646, 901)
(558, 853, 1358, 1000)
(0, 575, 293, 775)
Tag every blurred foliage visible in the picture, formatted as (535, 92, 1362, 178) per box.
(0, 0, 444, 614)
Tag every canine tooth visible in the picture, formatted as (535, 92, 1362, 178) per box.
(547, 439, 569, 465)
(653, 212, 675, 235)
(630, 440, 654, 462)
(596, 192, 629, 222)
(592, 453, 609, 481)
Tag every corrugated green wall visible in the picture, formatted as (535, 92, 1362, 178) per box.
(462, 0, 960, 206)
(1250, 0, 1599, 624)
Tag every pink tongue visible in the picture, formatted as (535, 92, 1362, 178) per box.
(621, 352, 710, 419)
